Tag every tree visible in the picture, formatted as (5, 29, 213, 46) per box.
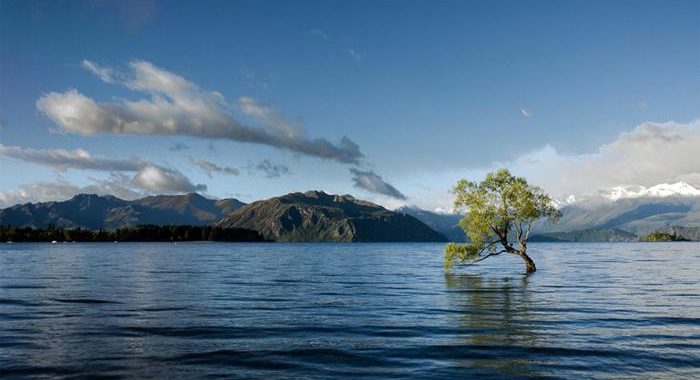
(445, 169, 561, 274)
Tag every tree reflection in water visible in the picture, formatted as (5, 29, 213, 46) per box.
(444, 273, 545, 377)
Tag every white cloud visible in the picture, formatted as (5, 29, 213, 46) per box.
(37, 60, 362, 164)
(133, 164, 205, 193)
(0, 144, 205, 195)
(81, 60, 116, 83)
(350, 168, 406, 200)
(238, 97, 302, 139)
(0, 144, 142, 171)
(410, 119, 700, 211)
(520, 107, 532, 117)
(503, 120, 700, 198)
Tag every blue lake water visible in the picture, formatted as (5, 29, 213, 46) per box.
(1, 242, 699, 379)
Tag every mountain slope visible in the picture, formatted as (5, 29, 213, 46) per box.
(530, 228, 638, 242)
(546, 197, 700, 236)
(216, 191, 447, 242)
(397, 206, 467, 242)
(0, 193, 246, 230)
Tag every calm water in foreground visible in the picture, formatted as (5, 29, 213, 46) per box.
(1, 242, 699, 379)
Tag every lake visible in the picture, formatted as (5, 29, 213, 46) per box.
(1, 242, 699, 379)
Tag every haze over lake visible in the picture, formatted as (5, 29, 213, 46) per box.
(2, 242, 698, 379)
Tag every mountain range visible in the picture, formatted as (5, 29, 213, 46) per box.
(399, 191, 700, 242)
(0, 192, 446, 242)
(0, 193, 244, 230)
(2, 183, 700, 242)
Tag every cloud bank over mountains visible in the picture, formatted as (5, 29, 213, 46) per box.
(0, 144, 205, 202)
(503, 120, 700, 200)
(4, 58, 697, 210)
(0, 58, 406, 206)
(406, 119, 700, 211)
(30, 59, 407, 203)
(38, 60, 363, 164)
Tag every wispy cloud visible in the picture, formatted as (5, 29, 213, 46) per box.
(81, 60, 116, 83)
(246, 159, 290, 178)
(350, 168, 406, 200)
(38, 60, 363, 164)
(0, 144, 205, 194)
(347, 49, 365, 62)
(0, 144, 142, 171)
(238, 97, 303, 139)
(310, 28, 329, 41)
(239, 67, 278, 90)
(520, 107, 532, 117)
(169, 142, 189, 152)
(188, 157, 240, 178)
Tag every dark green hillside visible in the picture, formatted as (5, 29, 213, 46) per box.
(216, 191, 447, 242)
(0, 193, 246, 230)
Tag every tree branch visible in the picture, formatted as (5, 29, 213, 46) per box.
(460, 249, 507, 267)
(524, 221, 532, 242)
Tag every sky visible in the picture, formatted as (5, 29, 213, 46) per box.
(0, 0, 698, 210)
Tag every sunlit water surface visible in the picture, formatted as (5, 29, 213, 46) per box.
(1, 242, 699, 379)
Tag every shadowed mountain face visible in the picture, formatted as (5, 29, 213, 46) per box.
(216, 191, 447, 242)
(0, 193, 245, 230)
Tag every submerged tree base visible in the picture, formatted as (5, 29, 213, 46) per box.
(445, 242, 537, 274)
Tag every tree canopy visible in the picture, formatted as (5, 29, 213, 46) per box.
(445, 169, 561, 273)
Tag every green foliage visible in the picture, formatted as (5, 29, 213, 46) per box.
(0, 225, 266, 243)
(640, 231, 689, 242)
(444, 242, 480, 270)
(446, 168, 561, 271)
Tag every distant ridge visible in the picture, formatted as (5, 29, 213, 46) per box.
(396, 206, 467, 242)
(0, 193, 245, 230)
(216, 190, 447, 242)
(530, 228, 638, 242)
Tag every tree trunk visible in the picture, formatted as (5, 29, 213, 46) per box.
(519, 250, 536, 274)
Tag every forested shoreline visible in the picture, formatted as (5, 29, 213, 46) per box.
(0, 225, 267, 243)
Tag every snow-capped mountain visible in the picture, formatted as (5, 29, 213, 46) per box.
(552, 194, 578, 208)
(604, 181, 700, 201)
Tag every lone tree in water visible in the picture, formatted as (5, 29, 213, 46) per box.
(445, 169, 561, 274)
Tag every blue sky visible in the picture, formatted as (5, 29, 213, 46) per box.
(1, 0, 699, 209)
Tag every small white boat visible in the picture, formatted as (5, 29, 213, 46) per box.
(51, 240, 58, 244)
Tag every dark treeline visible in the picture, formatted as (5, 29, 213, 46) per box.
(0, 224, 267, 242)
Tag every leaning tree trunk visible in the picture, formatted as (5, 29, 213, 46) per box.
(518, 250, 536, 274)
(505, 246, 537, 274)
